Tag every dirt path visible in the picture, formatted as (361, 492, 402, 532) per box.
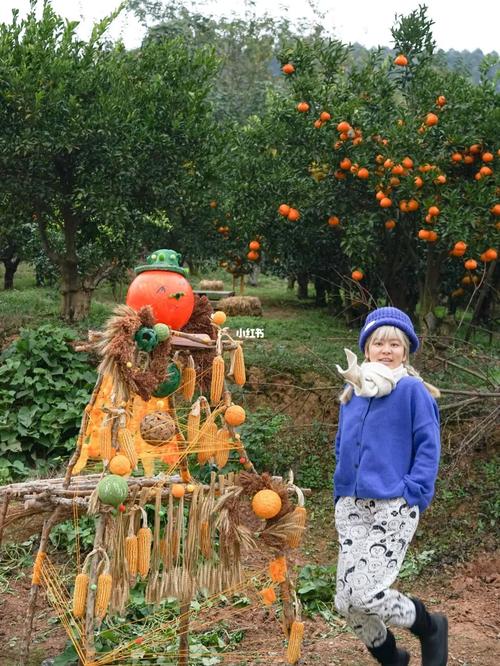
(0, 551, 497, 665)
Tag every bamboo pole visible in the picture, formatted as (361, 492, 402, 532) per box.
(21, 506, 63, 665)
(178, 600, 190, 666)
(0, 492, 11, 549)
(84, 515, 106, 661)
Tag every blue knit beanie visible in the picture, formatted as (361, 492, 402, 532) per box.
(359, 307, 419, 353)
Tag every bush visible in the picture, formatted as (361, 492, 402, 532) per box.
(0, 324, 96, 476)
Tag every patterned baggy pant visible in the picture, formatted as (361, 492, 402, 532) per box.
(334, 496, 419, 648)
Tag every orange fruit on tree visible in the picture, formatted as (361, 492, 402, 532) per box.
(482, 152, 494, 163)
(383, 159, 394, 169)
(385, 219, 396, 230)
(337, 120, 351, 133)
(402, 157, 414, 169)
(252, 489, 282, 520)
(247, 250, 259, 261)
(479, 166, 493, 176)
(340, 158, 352, 170)
(357, 167, 369, 179)
(171, 483, 185, 499)
(375, 154, 385, 164)
(475, 172, 482, 181)
(407, 199, 419, 212)
(425, 113, 439, 126)
(351, 270, 364, 281)
(209, 200, 217, 208)
(380, 197, 392, 208)
(451, 152, 463, 162)
(334, 169, 346, 180)
(296, 102, 310, 113)
(464, 258, 477, 271)
(436, 95, 446, 107)
(424, 214, 433, 224)
(320, 111, 331, 122)
(287, 208, 300, 222)
(394, 54, 408, 66)
(282, 63, 295, 75)
(211, 311, 227, 326)
(428, 231, 438, 242)
(376, 190, 386, 201)
(249, 240, 260, 251)
(278, 204, 290, 217)
(435, 174, 447, 184)
(490, 204, 500, 216)
(313, 119, 323, 129)
(390, 177, 400, 187)
(414, 176, 423, 188)
(463, 155, 474, 164)
(469, 144, 481, 154)
(109, 454, 132, 476)
(224, 405, 246, 426)
(418, 229, 431, 240)
(328, 215, 340, 226)
(483, 248, 498, 261)
(428, 206, 440, 217)
(391, 164, 404, 175)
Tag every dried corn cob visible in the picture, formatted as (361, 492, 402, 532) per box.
(233, 344, 246, 386)
(200, 521, 211, 559)
(287, 507, 307, 548)
(137, 526, 152, 577)
(118, 427, 138, 468)
(94, 572, 112, 620)
(198, 422, 217, 464)
(99, 422, 113, 461)
(259, 586, 277, 605)
(269, 556, 287, 583)
(72, 572, 89, 618)
(286, 621, 305, 664)
(187, 402, 200, 447)
(210, 355, 225, 405)
(31, 551, 46, 585)
(214, 428, 231, 468)
(182, 356, 196, 401)
(125, 534, 138, 577)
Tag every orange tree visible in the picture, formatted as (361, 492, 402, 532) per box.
(221, 7, 499, 325)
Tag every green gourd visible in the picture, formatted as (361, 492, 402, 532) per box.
(153, 362, 182, 398)
(97, 475, 129, 507)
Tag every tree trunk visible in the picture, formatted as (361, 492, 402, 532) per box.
(297, 272, 309, 299)
(247, 264, 260, 287)
(314, 275, 327, 306)
(419, 250, 443, 333)
(60, 260, 93, 321)
(287, 275, 295, 291)
(3, 255, 20, 289)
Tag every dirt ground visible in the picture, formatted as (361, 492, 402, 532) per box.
(0, 550, 497, 665)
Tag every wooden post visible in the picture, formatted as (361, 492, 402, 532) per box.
(0, 492, 10, 549)
(239, 275, 244, 295)
(178, 600, 190, 666)
(84, 515, 106, 662)
(21, 507, 62, 665)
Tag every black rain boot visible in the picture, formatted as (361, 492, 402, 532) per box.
(367, 629, 410, 665)
(410, 597, 448, 666)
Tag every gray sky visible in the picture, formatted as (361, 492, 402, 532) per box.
(0, 1, 498, 52)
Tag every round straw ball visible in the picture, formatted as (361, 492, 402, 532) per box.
(140, 411, 176, 446)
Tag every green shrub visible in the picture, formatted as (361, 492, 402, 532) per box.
(0, 324, 96, 476)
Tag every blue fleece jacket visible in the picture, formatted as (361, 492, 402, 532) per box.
(333, 376, 440, 512)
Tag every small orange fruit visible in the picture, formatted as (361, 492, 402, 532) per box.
(451, 153, 463, 163)
(278, 204, 290, 217)
(320, 111, 331, 122)
(296, 101, 310, 113)
(407, 199, 419, 212)
(340, 158, 352, 170)
(282, 63, 295, 75)
(209, 200, 217, 208)
(313, 119, 323, 129)
(394, 54, 408, 66)
(425, 113, 439, 126)
(490, 204, 500, 216)
(337, 120, 351, 133)
(428, 206, 440, 217)
(252, 489, 282, 520)
(380, 197, 392, 208)
(247, 250, 259, 261)
(464, 259, 477, 271)
(418, 229, 431, 240)
(414, 176, 423, 188)
(287, 208, 300, 222)
(224, 405, 246, 427)
(357, 167, 369, 179)
(436, 95, 446, 107)
(109, 454, 132, 476)
(249, 240, 261, 251)
(482, 152, 494, 163)
(328, 215, 340, 226)
(479, 166, 493, 176)
(483, 248, 498, 261)
(171, 483, 185, 499)
(211, 311, 227, 326)
(402, 157, 414, 169)
(385, 219, 396, 230)
(351, 270, 364, 281)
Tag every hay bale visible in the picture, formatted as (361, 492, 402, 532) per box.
(218, 296, 263, 317)
(199, 279, 225, 290)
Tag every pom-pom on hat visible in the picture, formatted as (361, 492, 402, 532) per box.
(359, 307, 419, 353)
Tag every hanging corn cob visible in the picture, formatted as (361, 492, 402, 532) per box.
(125, 514, 138, 579)
(187, 400, 201, 448)
(210, 355, 225, 406)
(214, 428, 231, 468)
(117, 427, 138, 468)
(72, 572, 89, 619)
(287, 483, 307, 548)
(285, 620, 305, 664)
(198, 422, 217, 465)
(137, 508, 152, 578)
(182, 355, 196, 401)
(95, 567, 113, 620)
(230, 343, 246, 386)
(31, 551, 46, 585)
(99, 419, 113, 461)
